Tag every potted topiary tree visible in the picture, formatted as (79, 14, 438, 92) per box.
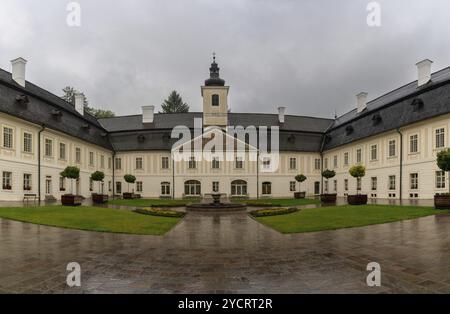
(123, 174, 136, 199)
(348, 164, 368, 205)
(320, 169, 337, 203)
(435, 149, 450, 209)
(294, 174, 307, 199)
(60, 166, 82, 206)
(90, 171, 108, 204)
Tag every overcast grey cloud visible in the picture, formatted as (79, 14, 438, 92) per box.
(1, 0, 449, 118)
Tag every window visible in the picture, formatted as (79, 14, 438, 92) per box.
(333, 155, 338, 168)
(324, 158, 328, 169)
(59, 176, 65, 191)
(344, 179, 348, 191)
(357, 178, 362, 191)
(59, 143, 66, 160)
(188, 156, 196, 169)
(388, 140, 396, 157)
(184, 180, 201, 195)
(212, 157, 220, 169)
(370, 144, 377, 161)
(211, 94, 219, 106)
(23, 174, 32, 191)
(435, 128, 445, 148)
(3, 172, 12, 190)
(314, 158, 321, 170)
(116, 182, 122, 194)
(410, 134, 418, 153)
(3, 127, 13, 149)
(162, 156, 169, 169)
(89, 178, 93, 191)
(108, 157, 112, 169)
(136, 181, 143, 192)
(136, 157, 143, 170)
(324, 181, 329, 193)
(371, 177, 377, 191)
(289, 181, 296, 192)
(75, 147, 81, 163)
(262, 157, 271, 170)
(333, 180, 337, 192)
(389, 175, 396, 190)
(89, 152, 94, 166)
(410, 173, 418, 190)
(235, 156, 243, 169)
(115, 157, 122, 170)
(44, 139, 53, 157)
(262, 182, 271, 195)
(231, 180, 247, 196)
(161, 182, 171, 195)
(356, 148, 362, 163)
(344, 152, 349, 166)
(212, 181, 219, 192)
(289, 158, 297, 170)
(436, 171, 446, 189)
(108, 181, 112, 191)
(23, 132, 32, 153)
(100, 155, 105, 168)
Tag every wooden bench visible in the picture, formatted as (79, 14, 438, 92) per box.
(23, 193, 38, 203)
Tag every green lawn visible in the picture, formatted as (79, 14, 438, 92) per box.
(0, 206, 182, 235)
(234, 198, 320, 207)
(255, 205, 446, 234)
(107, 198, 200, 207)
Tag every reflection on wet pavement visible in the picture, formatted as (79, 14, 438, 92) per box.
(0, 202, 449, 293)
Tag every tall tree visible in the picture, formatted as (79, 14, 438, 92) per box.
(161, 90, 189, 113)
(61, 86, 115, 118)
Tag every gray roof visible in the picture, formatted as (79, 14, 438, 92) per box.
(325, 69, 450, 150)
(2, 64, 450, 154)
(0, 69, 111, 150)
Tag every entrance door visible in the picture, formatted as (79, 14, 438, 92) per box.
(45, 177, 52, 195)
(314, 181, 320, 195)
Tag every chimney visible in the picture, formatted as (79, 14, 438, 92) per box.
(11, 57, 27, 87)
(278, 106, 286, 123)
(142, 105, 155, 123)
(356, 92, 368, 113)
(416, 59, 433, 87)
(74, 93, 85, 116)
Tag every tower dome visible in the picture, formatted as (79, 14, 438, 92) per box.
(205, 53, 225, 86)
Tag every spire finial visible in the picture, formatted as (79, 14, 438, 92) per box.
(212, 51, 216, 62)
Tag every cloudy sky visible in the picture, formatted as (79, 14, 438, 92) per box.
(1, 0, 449, 118)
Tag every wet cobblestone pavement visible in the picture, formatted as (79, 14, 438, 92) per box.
(0, 209, 449, 293)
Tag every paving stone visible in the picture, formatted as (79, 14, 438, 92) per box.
(0, 209, 448, 293)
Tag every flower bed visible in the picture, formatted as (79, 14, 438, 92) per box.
(250, 207, 299, 217)
(133, 207, 185, 218)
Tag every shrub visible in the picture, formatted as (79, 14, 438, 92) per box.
(90, 171, 105, 194)
(60, 166, 80, 195)
(295, 174, 307, 192)
(250, 207, 299, 217)
(437, 149, 450, 193)
(322, 169, 336, 180)
(124, 174, 136, 192)
(133, 207, 185, 218)
(349, 164, 366, 194)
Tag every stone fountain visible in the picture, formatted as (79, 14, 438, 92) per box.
(186, 193, 246, 212)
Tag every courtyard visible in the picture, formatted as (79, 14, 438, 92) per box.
(0, 200, 449, 293)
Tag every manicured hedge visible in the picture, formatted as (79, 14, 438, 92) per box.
(250, 207, 299, 217)
(133, 207, 186, 218)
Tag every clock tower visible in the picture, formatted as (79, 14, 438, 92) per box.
(201, 54, 229, 128)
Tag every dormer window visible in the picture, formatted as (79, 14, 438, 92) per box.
(212, 94, 219, 106)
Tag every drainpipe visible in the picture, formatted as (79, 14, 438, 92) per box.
(112, 151, 116, 200)
(172, 153, 175, 199)
(396, 128, 403, 203)
(37, 124, 46, 203)
(256, 150, 259, 199)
